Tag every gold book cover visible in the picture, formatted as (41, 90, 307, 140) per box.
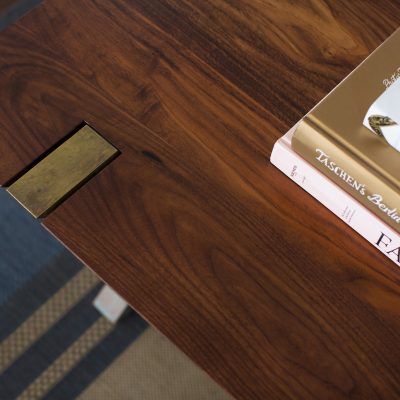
(292, 28, 400, 233)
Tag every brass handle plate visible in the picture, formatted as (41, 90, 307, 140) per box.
(7, 125, 119, 218)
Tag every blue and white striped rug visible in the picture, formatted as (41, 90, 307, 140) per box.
(0, 190, 148, 398)
(0, 191, 231, 400)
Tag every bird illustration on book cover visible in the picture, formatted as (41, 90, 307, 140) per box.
(364, 78, 400, 151)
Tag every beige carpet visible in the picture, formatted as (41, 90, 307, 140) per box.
(0, 243, 233, 399)
(78, 327, 233, 400)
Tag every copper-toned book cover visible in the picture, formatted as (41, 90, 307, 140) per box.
(292, 28, 400, 233)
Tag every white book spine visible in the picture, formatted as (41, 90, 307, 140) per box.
(270, 137, 400, 267)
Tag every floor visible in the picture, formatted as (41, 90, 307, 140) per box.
(0, 189, 233, 400)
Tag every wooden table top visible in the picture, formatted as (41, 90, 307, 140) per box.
(1, 1, 400, 399)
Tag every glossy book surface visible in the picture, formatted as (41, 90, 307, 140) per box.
(292, 28, 400, 232)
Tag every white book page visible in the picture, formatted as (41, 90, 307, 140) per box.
(363, 78, 400, 151)
(270, 133, 400, 267)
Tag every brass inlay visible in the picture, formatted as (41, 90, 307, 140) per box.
(7, 125, 119, 218)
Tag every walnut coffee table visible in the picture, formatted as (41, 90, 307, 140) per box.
(1, 1, 400, 399)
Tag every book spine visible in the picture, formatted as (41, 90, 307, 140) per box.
(270, 137, 400, 267)
(292, 118, 400, 234)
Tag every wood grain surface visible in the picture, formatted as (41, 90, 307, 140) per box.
(1, 1, 400, 399)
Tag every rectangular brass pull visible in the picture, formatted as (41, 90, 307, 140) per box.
(7, 125, 119, 218)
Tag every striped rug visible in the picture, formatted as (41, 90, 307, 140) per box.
(0, 190, 232, 399)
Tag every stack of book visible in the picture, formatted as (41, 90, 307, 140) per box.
(271, 29, 400, 267)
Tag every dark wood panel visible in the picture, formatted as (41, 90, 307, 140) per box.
(1, 1, 400, 399)
(128, 0, 400, 120)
